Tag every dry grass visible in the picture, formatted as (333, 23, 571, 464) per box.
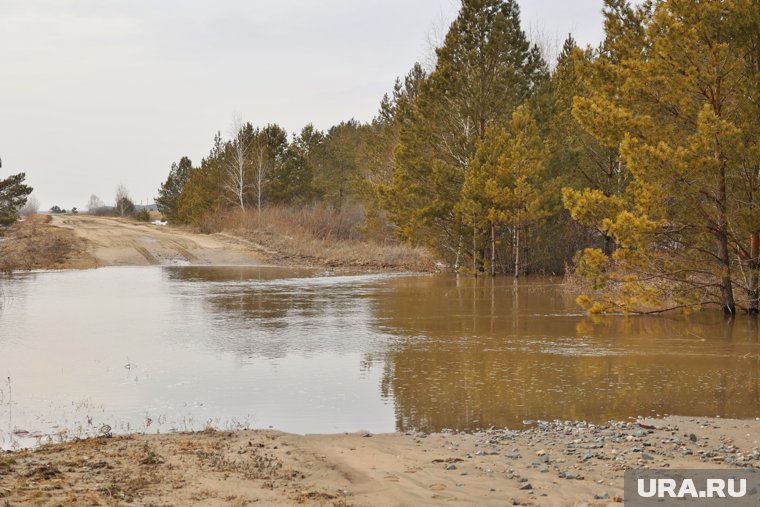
(0, 215, 96, 272)
(199, 204, 436, 272)
(561, 264, 588, 293)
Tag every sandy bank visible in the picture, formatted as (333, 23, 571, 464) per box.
(1, 416, 758, 506)
(48, 215, 265, 268)
(1, 214, 433, 272)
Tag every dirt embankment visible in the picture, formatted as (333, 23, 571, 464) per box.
(0, 214, 434, 272)
(0, 215, 95, 272)
(1, 416, 758, 506)
(0, 215, 264, 271)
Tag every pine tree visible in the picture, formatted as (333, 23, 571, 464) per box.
(156, 156, 193, 223)
(313, 120, 366, 211)
(0, 172, 33, 226)
(267, 128, 316, 205)
(458, 106, 549, 276)
(362, 64, 427, 239)
(386, 0, 547, 266)
(568, 0, 760, 314)
(558, 0, 649, 256)
(175, 133, 226, 226)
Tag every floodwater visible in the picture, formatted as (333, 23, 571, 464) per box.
(0, 266, 758, 449)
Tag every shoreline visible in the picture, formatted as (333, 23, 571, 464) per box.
(0, 214, 435, 274)
(2, 416, 758, 506)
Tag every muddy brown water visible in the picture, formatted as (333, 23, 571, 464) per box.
(0, 266, 758, 449)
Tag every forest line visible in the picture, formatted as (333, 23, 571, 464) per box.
(156, 0, 760, 314)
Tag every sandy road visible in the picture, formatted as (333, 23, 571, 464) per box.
(49, 214, 265, 267)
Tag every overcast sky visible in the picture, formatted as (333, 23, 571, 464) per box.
(0, 0, 608, 209)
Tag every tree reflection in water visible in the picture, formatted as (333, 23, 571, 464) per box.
(374, 276, 760, 432)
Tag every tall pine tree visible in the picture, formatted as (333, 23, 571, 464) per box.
(568, 0, 760, 314)
(156, 156, 193, 223)
(386, 0, 547, 267)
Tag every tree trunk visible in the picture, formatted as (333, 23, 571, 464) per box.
(716, 161, 735, 315)
(472, 225, 477, 277)
(750, 231, 759, 315)
(238, 150, 245, 210)
(257, 180, 261, 211)
(523, 224, 530, 276)
(603, 234, 614, 256)
(490, 221, 496, 277)
(454, 234, 463, 272)
(513, 225, 520, 279)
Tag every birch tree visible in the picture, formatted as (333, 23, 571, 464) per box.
(114, 185, 134, 217)
(225, 116, 251, 210)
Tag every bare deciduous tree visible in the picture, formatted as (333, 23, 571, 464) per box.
(86, 194, 104, 213)
(225, 115, 251, 210)
(115, 184, 133, 217)
(251, 132, 269, 211)
(19, 194, 39, 216)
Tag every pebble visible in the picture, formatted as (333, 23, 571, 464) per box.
(454, 417, 760, 488)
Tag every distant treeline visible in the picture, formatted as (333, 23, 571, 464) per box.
(157, 0, 760, 314)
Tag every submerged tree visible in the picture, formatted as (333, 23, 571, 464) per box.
(567, 0, 760, 315)
(459, 106, 549, 277)
(386, 0, 547, 266)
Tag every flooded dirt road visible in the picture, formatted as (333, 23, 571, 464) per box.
(49, 215, 264, 267)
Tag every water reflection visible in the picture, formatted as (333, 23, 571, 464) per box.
(0, 267, 759, 449)
(162, 266, 397, 360)
(374, 276, 760, 431)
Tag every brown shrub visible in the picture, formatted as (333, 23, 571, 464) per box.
(198, 204, 435, 272)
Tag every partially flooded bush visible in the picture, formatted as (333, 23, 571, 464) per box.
(194, 204, 435, 271)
